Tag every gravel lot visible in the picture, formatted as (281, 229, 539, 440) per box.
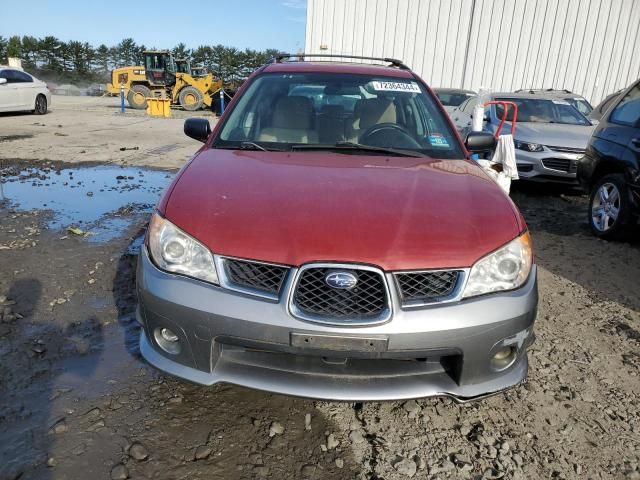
(0, 97, 639, 480)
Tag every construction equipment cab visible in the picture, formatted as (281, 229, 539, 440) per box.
(106, 50, 222, 111)
(144, 51, 177, 88)
(175, 58, 192, 75)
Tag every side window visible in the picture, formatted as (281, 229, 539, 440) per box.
(1, 70, 15, 83)
(610, 85, 640, 126)
(146, 55, 165, 70)
(13, 71, 33, 83)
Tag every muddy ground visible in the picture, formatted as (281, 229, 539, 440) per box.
(0, 98, 639, 480)
(0, 96, 209, 169)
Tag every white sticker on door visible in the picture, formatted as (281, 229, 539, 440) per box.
(371, 81, 421, 93)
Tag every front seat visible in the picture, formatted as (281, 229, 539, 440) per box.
(258, 96, 318, 143)
(348, 98, 397, 141)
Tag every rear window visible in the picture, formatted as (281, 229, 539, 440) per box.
(435, 91, 475, 107)
(213, 72, 465, 159)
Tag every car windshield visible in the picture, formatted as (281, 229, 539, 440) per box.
(436, 91, 474, 107)
(494, 97, 591, 126)
(213, 72, 464, 159)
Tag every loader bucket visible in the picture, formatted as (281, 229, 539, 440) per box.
(146, 98, 171, 118)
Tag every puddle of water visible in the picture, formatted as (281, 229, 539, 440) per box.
(0, 165, 174, 241)
(55, 320, 144, 392)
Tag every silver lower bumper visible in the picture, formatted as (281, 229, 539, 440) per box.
(137, 248, 538, 401)
(515, 149, 581, 183)
(139, 330, 529, 402)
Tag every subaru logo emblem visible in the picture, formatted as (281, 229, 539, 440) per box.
(325, 271, 358, 290)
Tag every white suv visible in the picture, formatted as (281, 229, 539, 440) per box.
(0, 68, 51, 114)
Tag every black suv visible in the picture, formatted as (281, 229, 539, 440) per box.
(578, 79, 640, 239)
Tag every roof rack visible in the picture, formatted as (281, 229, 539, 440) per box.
(268, 53, 410, 70)
(514, 88, 573, 94)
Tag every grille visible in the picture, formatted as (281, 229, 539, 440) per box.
(541, 158, 577, 173)
(293, 267, 388, 321)
(395, 270, 461, 304)
(223, 258, 288, 295)
(546, 145, 585, 154)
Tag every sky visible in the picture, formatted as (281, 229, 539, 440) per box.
(0, 0, 307, 52)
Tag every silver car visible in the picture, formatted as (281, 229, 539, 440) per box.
(452, 93, 595, 183)
(433, 87, 476, 114)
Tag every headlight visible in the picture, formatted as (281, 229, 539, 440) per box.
(147, 213, 219, 284)
(462, 231, 533, 298)
(514, 140, 544, 152)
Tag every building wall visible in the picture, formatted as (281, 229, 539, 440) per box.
(305, 0, 640, 104)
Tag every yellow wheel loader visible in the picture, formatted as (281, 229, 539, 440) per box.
(106, 51, 222, 111)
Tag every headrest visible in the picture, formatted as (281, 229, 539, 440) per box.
(356, 98, 397, 129)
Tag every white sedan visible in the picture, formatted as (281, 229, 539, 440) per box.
(0, 67, 51, 114)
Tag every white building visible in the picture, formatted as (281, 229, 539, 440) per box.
(305, 0, 640, 104)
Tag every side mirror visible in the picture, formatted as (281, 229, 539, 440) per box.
(184, 118, 211, 142)
(465, 132, 496, 153)
(0, 78, 7, 85)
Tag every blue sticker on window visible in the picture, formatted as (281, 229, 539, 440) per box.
(428, 133, 450, 148)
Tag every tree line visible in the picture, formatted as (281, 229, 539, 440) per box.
(0, 35, 281, 86)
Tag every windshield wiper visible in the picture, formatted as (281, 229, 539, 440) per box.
(239, 142, 268, 151)
(213, 142, 280, 151)
(290, 141, 426, 157)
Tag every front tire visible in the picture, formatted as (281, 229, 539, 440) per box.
(179, 86, 204, 111)
(588, 173, 631, 240)
(33, 94, 47, 115)
(127, 84, 152, 110)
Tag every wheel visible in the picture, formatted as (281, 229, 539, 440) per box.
(127, 84, 152, 109)
(588, 173, 631, 240)
(179, 86, 204, 111)
(33, 94, 47, 115)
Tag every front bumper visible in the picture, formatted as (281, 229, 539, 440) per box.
(515, 149, 582, 183)
(137, 248, 538, 401)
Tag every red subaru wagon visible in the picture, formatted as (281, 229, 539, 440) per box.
(137, 54, 537, 401)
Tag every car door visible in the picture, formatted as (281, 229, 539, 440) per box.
(12, 70, 36, 109)
(0, 70, 21, 111)
(603, 82, 640, 167)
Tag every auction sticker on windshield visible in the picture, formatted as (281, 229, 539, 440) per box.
(372, 81, 421, 93)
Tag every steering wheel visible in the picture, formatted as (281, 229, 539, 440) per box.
(359, 123, 423, 150)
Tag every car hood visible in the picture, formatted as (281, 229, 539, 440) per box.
(163, 149, 523, 270)
(499, 122, 594, 148)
